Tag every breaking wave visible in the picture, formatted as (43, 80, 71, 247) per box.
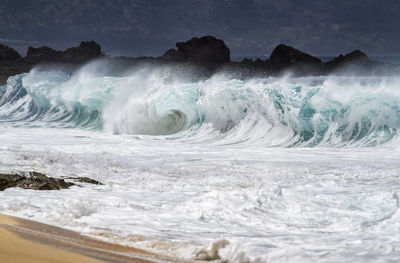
(1, 62, 400, 146)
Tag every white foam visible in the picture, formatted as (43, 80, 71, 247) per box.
(0, 126, 400, 262)
(3, 65, 400, 146)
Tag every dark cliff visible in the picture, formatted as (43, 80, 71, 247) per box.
(0, 36, 394, 86)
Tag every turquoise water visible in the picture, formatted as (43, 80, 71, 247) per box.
(1, 65, 400, 147)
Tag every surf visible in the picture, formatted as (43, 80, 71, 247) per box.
(1, 61, 400, 146)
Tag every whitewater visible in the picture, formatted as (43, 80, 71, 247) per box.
(1, 60, 400, 262)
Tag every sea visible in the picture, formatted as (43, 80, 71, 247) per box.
(0, 59, 400, 262)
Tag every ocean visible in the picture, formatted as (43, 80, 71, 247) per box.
(0, 60, 400, 262)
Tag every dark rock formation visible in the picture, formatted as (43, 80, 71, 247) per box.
(0, 44, 21, 61)
(227, 44, 386, 76)
(332, 50, 369, 64)
(0, 35, 397, 87)
(325, 50, 371, 71)
(241, 58, 253, 64)
(162, 36, 230, 63)
(25, 46, 62, 63)
(25, 41, 102, 64)
(0, 172, 74, 191)
(62, 41, 102, 63)
(162, 48, 186, 61)
(0, 41, 102, 85)
(270, 44, 322, 67)
(0, 44, 32, 85)
(0, 172, 104, 191)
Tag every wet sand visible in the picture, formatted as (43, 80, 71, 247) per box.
(0, 214, 185, 263)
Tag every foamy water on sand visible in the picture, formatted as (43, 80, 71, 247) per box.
(1, 62, 400, 262)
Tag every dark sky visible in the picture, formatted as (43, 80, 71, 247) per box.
(1, 0, 399, 58)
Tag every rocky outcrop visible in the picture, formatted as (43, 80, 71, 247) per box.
(0, 44, 31, 85)
(269, 44, 322, 67)
(0, 172, 103, 191)
(25, 46, 63, 63)
(0, 36, 396, 87)
(325, 50, 371, 70)
(0, 41, 102, 85)
(25, 41, 102, 64)
(162, 36, 230, 63)
(229, 43, 385, 76)
(0, 44, 21, 61)
(162, 48, 186, 61)
(0, 172, 74, 191)
(62, 41, 102, 63)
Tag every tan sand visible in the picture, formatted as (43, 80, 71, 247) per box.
(0, 214, 187, 263)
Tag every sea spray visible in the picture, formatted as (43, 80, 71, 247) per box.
(1, 62, 400, 146)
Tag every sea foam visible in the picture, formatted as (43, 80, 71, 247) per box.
(1, 62, 400, 262)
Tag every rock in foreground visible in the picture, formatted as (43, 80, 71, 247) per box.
(0, 172, 74, 191)
(0, 172, 102, 191)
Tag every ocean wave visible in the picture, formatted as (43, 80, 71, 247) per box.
(1, 62, 400, 146)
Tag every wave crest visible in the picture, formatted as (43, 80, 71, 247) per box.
(1, 62, 400, 146)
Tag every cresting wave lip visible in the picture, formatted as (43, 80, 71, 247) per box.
(1, 63, 400, 146)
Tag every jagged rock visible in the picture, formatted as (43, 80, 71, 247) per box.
(270, 44, 322, 66)
(0, 41, 102, 86)
(25, 41, 101, 64)
(0, 172, 74, 191)
(62, 41, 102, 63)
(241, 58, 253, 64)
(326, 50, 370, 70)
(162, 49, 186, 61)
(162, 36, 230, 63)
(0, 36, 397, 87)
(25, 46, 62, 63)
(0, 44, 21, 61)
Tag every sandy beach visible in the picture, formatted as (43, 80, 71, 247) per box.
(0, 214, 183, 263)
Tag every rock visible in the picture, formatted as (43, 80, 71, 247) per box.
(62, 41, 102, 63)
(269, 44, 322, 67)
(0, 41, 102, 86)
(162, 48, 186, 61)
(241, 58, 253, 64)
(0, 172, 74, 191)
(0, 171, 104, 191)
(326, 50, 370, 69)
(25, 46, 63, 63)
(65, 176, 102, 185)
(162, 36, 230, 63)
(25, 41, 102, 64)
(0, 44, 21, 61)
(0, 173, 21, 191)
(0, 37, 396, 86)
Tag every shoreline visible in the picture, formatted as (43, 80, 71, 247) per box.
(0, 213, 187, 263)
